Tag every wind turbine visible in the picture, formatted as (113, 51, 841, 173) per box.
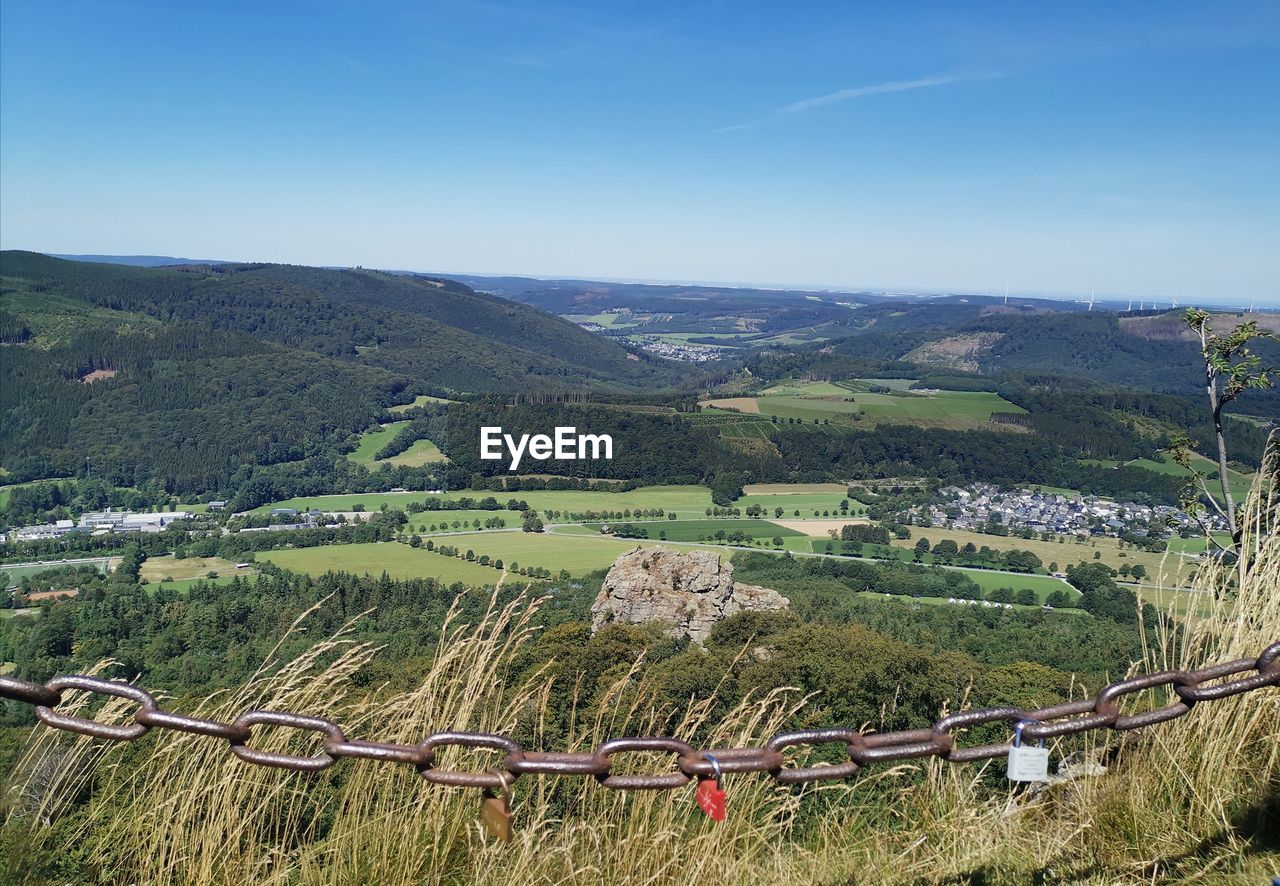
(1088, 291, 1095, 311)
(1171, 297, 1179, 309)
(1003, 284, 1009, 305)
(1126, 299, 1133, 312)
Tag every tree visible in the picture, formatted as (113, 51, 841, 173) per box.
(913, 538, 931, 559)
(522, 511, 544, 533)
(1174, 310, 1277, 548)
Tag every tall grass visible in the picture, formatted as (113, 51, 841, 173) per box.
(4, 460, 1277, 884)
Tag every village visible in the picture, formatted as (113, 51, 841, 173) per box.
(903, 482, 1226, 542)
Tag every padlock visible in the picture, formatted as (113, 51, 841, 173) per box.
(695, 753, 727, 822)
(480, 769, 515, 842)
(1006, 719, 1049, 783)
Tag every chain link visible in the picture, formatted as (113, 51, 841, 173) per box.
(0, 640, 1275, 791)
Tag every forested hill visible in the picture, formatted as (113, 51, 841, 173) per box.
(0, 252, 691, 490)
(0, 252, 685, 389)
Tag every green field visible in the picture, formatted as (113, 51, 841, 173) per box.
(347, 422, 411, 464)
(1166, 533, 1232, 555)
(388, 395, 452, 413)
(715, 382, 1024, 429)
(257, 485, 717, 517)
(258, 543, 506, 586)
(1082, 454, 1254, 504)
(947, 568, 1076, 603)
(437, 532, 727, 577)
(735, 489, 865, 518)
(2, 558, 117, 587)
(760, 380, 852, 397)
(578, 519, 805, 543)
(403, 510, 523, 533)
(143, 574, 246, 595)
(380, 438, 448, 467)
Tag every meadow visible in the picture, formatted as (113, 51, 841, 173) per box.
(256, 485, 717, 517)
(346, 422, 411, 464)
(402, 510, 524, 533)
(139, 555, 252, 583)
(887, 526, 1200, 586)
(1, 557, 118, 587)
(734, 482, 865, 518)
(378, 438, 448, 467)
(257, 542, 505, 586)
(388, 395, 453, 413)
(578, 519, 804, 543)
(706, 379, 1025, 430)
(1081, 453, 1254, 504)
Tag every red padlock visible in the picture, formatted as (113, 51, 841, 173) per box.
(695, 753, 726, 822)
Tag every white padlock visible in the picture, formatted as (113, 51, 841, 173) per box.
(1006, 719, 1049, 783)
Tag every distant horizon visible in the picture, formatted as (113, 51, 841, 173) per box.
(35, 250, 1275, 311)
(3, 2, 1277, 306)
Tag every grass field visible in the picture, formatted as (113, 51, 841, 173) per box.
(708, 380, 1024, 430)
(347, 422, 410, 464)
(579, 519, 805, 543)
(948, 567, 1076, 602)
(1082, 454, 1254, 504)
(388, 395, 452, 413)
(402, 510, 524, 533)
(735, 490, 865, 518)
(888, 526, 1200, 586)
(257, 485, 717, 517)
(742, 482, 848, 496)
(139, 556, 252, 583)
(2, 558, 119, 587)
(438, 532, 729, 577)
(379, 438, 448, 467)
(1166, 533, 1232, 555)
(258, 543, 506, 586)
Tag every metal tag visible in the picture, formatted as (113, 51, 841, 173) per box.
(1006, 744, 1050, 782)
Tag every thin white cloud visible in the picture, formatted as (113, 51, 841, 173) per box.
(780, 71, 1002, 113)
(711, 70, 1002, 134)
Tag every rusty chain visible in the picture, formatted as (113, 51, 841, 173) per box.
(0, 642, 1275, 792)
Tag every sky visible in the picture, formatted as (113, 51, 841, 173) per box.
(1, 0, 1278, 306)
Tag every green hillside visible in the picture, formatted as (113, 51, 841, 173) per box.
(0, 252, 691, 492)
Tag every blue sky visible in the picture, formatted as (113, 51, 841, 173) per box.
(2, 1, 1277, 305)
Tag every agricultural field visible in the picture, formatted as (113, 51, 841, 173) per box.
(705, 380, 1024, 430)
(402, 510, 523, 533)
(734, 483, 865, 519)
(888, 526, 1201, 587)
(347, 422, 411, 464)
(258, 543, 505, 586)
(579, 519, 804, 544)
(771, 518, 870, 536)
(139, 555, 253, 584)
(686, 411, 776, 440)
(434, 532, 727, 578)
(256, 485, 717, 518)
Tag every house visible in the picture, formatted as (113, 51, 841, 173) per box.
(207, 501, 228, 511)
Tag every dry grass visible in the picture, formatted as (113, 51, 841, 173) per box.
(3, 449, 1278, 884)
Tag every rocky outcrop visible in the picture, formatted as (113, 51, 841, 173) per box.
(591, 547, 789, 644)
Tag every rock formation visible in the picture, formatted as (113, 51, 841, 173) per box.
(590, 547, 788, 644)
